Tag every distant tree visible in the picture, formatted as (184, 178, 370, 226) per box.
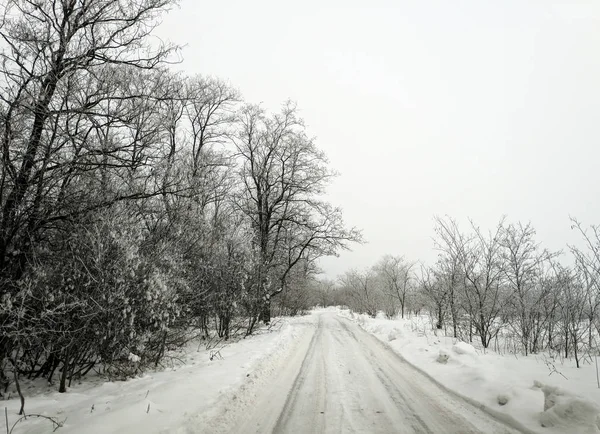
(461, 219, 507, 349)
(374, 255, 415, 318)
(570, 219, 600, 349)
(419, 263, 448, 330)
(313, 279, 336, 307)
(500, 222, 555, 355)
(434, 216, 506, 348)
(339, 270, 379, 317)
(549, 261, 589, 368)
(433, 216, 464, 338)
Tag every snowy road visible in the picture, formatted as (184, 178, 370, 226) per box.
(230, 312, 520, 434)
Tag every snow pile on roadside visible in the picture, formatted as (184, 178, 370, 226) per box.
(3, 316, 312, 434)
(537, 382, 600, 433)
(337, 308, 600, 434)
(452, 341, 477, 356)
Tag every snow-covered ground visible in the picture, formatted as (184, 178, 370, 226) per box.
(338, 308, 600, 434)
(3, 317, 315, 434)
(8, 308, 599, 434)
(226, 310, 518, 434)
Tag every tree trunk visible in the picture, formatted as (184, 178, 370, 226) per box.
(14, 367, 25, 415)
(401, 295, 405, 319)
(436, 305, 443, 329)
(246, 315, 258, 336)
(59, 348, 70, 393)
(259, 298, 271, 325)
(469, 317, 473, 343)
(450, 287, 458, 338)
(10, 353, 25, 415)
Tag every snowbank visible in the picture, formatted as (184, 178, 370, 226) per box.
(337, 308, 600, 434)
(537, 382, 600, 433)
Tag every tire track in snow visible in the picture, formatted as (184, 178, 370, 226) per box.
(205, 312, 521, 434)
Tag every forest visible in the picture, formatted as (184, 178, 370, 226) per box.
(0, 0, 360, 407)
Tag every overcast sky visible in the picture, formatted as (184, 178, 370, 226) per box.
(156, 0, 600, 279)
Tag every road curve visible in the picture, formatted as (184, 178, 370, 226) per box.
(233, 312, 519, 434)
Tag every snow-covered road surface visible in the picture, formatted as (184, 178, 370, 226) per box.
(222, 312, 520, 434)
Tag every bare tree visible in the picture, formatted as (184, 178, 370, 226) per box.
(434, 216, 506, 348)
(433, 216, 464, 337)
(374, 255, 415, 318)
(185, 76, 239, 174)
(570, 219, 600, 349)
(461, 219, 507, 349)
(549, 261, 589, 368)
(0, 0, 179, 280)
(501, 222, 555, 355)
(419, 263, 448, 330)
(233, 102, 361, 332)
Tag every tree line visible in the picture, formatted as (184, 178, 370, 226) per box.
(335, 216, 600, 369)
(0, 0, 360, 406)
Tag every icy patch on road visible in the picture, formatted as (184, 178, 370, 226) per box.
(337, 307, 600, 434)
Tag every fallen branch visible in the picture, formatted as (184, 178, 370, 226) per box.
(8, 413, 64, 433)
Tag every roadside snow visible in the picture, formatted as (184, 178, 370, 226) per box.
(338, 308, 600, 434)
(3, 317, 312, 434)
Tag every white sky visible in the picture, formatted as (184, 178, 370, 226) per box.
(156, 0, 600, 279)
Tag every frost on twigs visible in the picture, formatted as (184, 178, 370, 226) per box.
(209, 350, 223, 361)
(267, 318, 284, 333)
(541, 354, 568, 380)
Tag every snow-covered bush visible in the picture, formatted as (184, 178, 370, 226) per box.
(4, 212, 186, 390)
